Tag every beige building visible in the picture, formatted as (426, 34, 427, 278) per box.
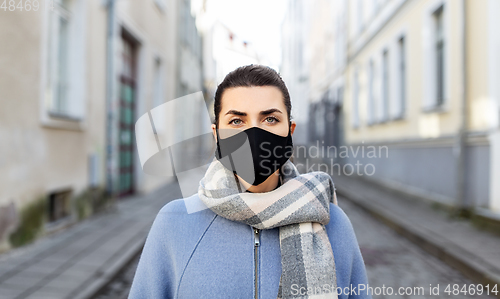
(0, 0, 203, 252)
(333, 0, 500, 215)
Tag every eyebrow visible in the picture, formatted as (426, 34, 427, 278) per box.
(224, 108, 283, 116)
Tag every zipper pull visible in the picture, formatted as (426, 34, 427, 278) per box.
(254, 228, 260, 247)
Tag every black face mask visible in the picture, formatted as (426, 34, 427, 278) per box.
(215, 126, 293, 186)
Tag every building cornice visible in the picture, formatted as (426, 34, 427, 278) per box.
(347, 0, 410, 63)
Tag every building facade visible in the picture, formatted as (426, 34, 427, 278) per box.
(339, 0, 500, 214)
(194, 0, 261, 120)
(281, 0, 313, 147)
(0, 0, 203, 252)
(305, 0, 348, 155)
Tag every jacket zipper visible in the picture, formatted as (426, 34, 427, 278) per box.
(253, 227, 260, 299)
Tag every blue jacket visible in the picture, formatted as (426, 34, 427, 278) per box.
(129, 193, 372, 299)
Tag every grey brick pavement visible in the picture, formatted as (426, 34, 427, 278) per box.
(0, 179, 182, 299)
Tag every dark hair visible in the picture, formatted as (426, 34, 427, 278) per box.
(213, 64, 292, 129)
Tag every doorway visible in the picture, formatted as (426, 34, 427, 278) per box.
(118, 30, 137, 197)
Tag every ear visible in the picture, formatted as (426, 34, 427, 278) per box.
(211, 123, 217, 143)
(290, 120, 297, 136)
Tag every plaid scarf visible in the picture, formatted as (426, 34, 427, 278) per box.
(198, 158, 339, 299)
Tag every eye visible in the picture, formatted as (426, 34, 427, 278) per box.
(265, 116, 280, 124)
(229, 119, 243, 125)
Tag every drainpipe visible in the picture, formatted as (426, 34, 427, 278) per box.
(455, 0, 468, 216)
(106, 0, 116, 197)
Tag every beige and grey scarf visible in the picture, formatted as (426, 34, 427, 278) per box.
(198, 158, 339, 299)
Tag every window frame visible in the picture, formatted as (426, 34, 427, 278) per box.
(40, 0, 87, 130)
(154, 0, 167, 12)
(434, 5, 445, 107)
(381, 48, 390, 122)
(352, 67, 360, 129)
(152, 56, 165, 109)
(367, 58, 375, 125)
(396, 35, 406, 120)
(391, 26, 409, 121)
(422, 0, 450, 113)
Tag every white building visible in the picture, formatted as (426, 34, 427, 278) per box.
(281, 0, 313, 146)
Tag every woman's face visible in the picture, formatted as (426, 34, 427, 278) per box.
(212, 86, 296, 139)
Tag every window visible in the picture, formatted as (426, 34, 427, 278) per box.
(297, 43, 303, 68)
(434, 5, 445, 106)
(352, 69, 360, 128)
(315, 106, 325, 140)
(397, 36, 406, 118)
(373, 0, 381, 15)
(381, 49, 389, 121)
(368, 59, 375, 124)
(43, 0, 86, 124)
(422, 1, 447, 111)
(357, 0, 364, 34)
(48, 189, 72, 222)
(181, 0, 190, 46)
(153, 58, 164, 108)
(155, 0, 166, 12)
(46, 0, 71, 117)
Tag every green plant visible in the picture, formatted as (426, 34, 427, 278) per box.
(74, 190, 92, 221)
(9, 196, 46, 248)
(73, 187, 112, 221)
(91, 187, 112, 213)
(430, 201, 441, 211)
(471, 213, 500, 237)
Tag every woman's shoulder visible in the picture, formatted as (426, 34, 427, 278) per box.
(150, 194, 217, 238)
(325, 202, 360, 251)
(158, 197, 187, 214)
(157, 193, 214, 217)
(327, 203, 353, 229)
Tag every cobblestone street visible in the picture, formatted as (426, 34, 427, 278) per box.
(94, 254, 140, 299)
(0, 181, 181, 299)
(340, 197, 497, 299)
(96, 194, 497, 299)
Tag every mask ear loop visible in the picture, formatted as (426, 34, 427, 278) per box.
(215, 127, 222, 159)
(287, 120, 294, 164)
(277, 120, 293, 187)
(216, 127, 243, 193)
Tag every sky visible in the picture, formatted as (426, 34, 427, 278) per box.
(197, 0, 288, 70)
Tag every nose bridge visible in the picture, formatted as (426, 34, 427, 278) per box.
(249, 116, 261, 128)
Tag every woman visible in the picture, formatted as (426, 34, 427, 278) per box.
(129, 65, 371, 299)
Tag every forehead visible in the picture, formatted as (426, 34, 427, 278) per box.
(220, 86, 285, 114)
